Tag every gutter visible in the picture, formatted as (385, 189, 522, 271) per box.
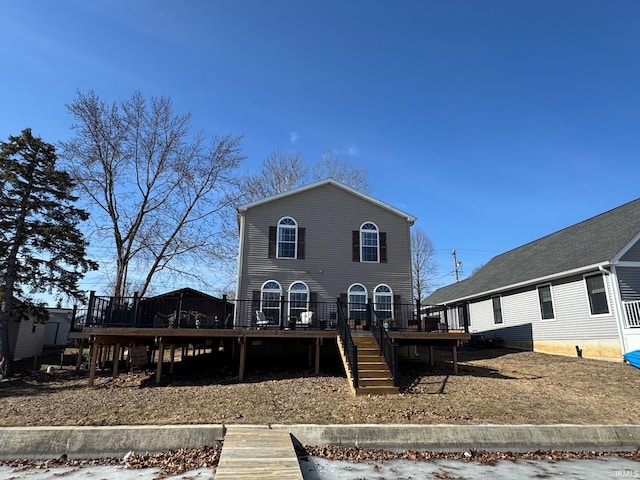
(435, 261, 612, 306)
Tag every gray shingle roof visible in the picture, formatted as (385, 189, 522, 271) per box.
(426, 198, 640, 305)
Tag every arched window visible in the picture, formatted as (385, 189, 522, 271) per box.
(348, 283, 368, 320)
(277, 217, 297, 258)
(373, 284, 394, 320)
(360, 222, 379, 262)
(261, 280, 282, 323)
(288, 281, 309, 321)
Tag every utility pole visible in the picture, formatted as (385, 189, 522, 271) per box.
(452, 249, 462, 282)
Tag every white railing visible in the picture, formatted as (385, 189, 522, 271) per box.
(623, 301, 640, 327)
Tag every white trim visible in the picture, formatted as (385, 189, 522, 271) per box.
(536, 283, 556, 322)
(610, 265, 630, 354)
(237, 178, 417, 225)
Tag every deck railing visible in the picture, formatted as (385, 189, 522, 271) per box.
(623, 300, 640, 328)
(371, 306, 399, 386)
(336, 299, 358, 389)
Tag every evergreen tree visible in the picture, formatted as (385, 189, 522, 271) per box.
(0, 129, 96, 378)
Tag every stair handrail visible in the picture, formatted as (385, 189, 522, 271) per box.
(336, 299, 358, 389)
(370, 306, 399, 387)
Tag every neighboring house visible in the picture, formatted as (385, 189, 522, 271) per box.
(235, 178, 416, 327)
(43, 308, 73, 346)
(426, 198, 640, 361)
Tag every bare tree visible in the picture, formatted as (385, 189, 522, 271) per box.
(411, 227, 437, 303)
(60, 91, 244, 298)
(311, 152, 370, 193)
(240, 151, 308, 203)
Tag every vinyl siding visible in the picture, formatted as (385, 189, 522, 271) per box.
(238, 183, 413, 304)
(616, 266, 640, 301)
(620, 238, 640, 262)
(9, 319, 46, 361)
(467, 274, 619, 342)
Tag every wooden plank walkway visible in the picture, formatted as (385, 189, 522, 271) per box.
(215, 427, 303, 480)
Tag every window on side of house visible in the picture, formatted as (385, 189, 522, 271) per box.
(585, 273, 610, 315)
(261, 280, 282, 323)
(373, 284, 393, 320)
(537, 284, 555, 320)
(277, 217, 297, 258)
(348, 283, 368, 320)
(288, 281, 309, 321)
(492, 296, 503, 324)
(360, 222, 379, 262)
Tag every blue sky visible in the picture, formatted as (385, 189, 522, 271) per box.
(2, 0, 640, 294)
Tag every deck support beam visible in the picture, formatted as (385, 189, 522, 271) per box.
(315, 337, 321, 375)
(170, 344, 176, 374)
(88, 337, 98, 387)
(112, 343, 121, 378)
(156, 339, 164, 384)
(238, 337, 246, 381)
(452, 343, 458, 374)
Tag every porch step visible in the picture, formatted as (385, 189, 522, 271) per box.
(337, 332, 399, 396)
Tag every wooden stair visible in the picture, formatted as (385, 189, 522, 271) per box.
(337, 331, 399, 395)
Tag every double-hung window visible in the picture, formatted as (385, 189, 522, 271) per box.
(348, 283, 368, 320)
(360, 222, 379, 262)
(261, 280, 282, 323)
(537, 285, 555, 320)
(277, 217, 297, 258)
(585, 273, 610, 315)
(492, 296, 503, 324)
(373, 284, 393, 320)
(288, 281, 309, 321)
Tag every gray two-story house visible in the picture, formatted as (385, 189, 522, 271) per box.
(235, 178, 416, 328)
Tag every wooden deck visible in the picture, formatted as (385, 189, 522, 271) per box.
(76, 327, 471, 386)
(215, 427, 303, 480)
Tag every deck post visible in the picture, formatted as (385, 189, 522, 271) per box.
(112, 343, 120, 378)
(315, 337, 321, 375)
(452, 343, 458, 374)
(75, 339, 84, 372)
(238, 337, 246, 381)
(428, 346, 435, 367)
(156, 338, 164, 384)
(170, 344, 176, 374)
(88, 337, 98, 387)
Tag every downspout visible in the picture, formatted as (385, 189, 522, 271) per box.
(607, 264, 629, 356)
(235, 210, 246, 328)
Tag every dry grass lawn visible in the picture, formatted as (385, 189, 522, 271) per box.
(1, 346, 638, 426)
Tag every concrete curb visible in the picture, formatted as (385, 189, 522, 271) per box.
(1, 424, 639, 459)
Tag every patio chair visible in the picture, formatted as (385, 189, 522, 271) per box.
(299, 311, 314, 329)
(255, 310, 270, 329)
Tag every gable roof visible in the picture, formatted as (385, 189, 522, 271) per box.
(427, 197, 640, 305)
(237, 178, 416, 225)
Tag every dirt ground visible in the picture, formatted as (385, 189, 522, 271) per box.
(1, 346, 638, 427)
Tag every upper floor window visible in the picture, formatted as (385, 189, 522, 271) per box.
(373, 284, 393, 319)
(492, 296, 503, 324)
(537, 284, 555, 320)
(585, 273, 610, 315)
(348, 283, 368, 319)
(360, 222, 379, 262)
(277, 217, 297, 258)
(269, 217, 305, 259)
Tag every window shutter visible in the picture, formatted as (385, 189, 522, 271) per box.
(352, 230, 360, 262)
(297, 227, 305, 259)
(268, 226, 276, 258)
(380, 232, 387, 263)
(393, 294, 401, 319)
(310, 291, 318, 312)
(252, 290, 261, 322)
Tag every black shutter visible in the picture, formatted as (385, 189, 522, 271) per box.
(393, 294, 401, 320)
(268, 226, 276, 258)
(297, 227, 305, 259)
(352, 230, 360, 262)
(380, 232, 387, 263)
